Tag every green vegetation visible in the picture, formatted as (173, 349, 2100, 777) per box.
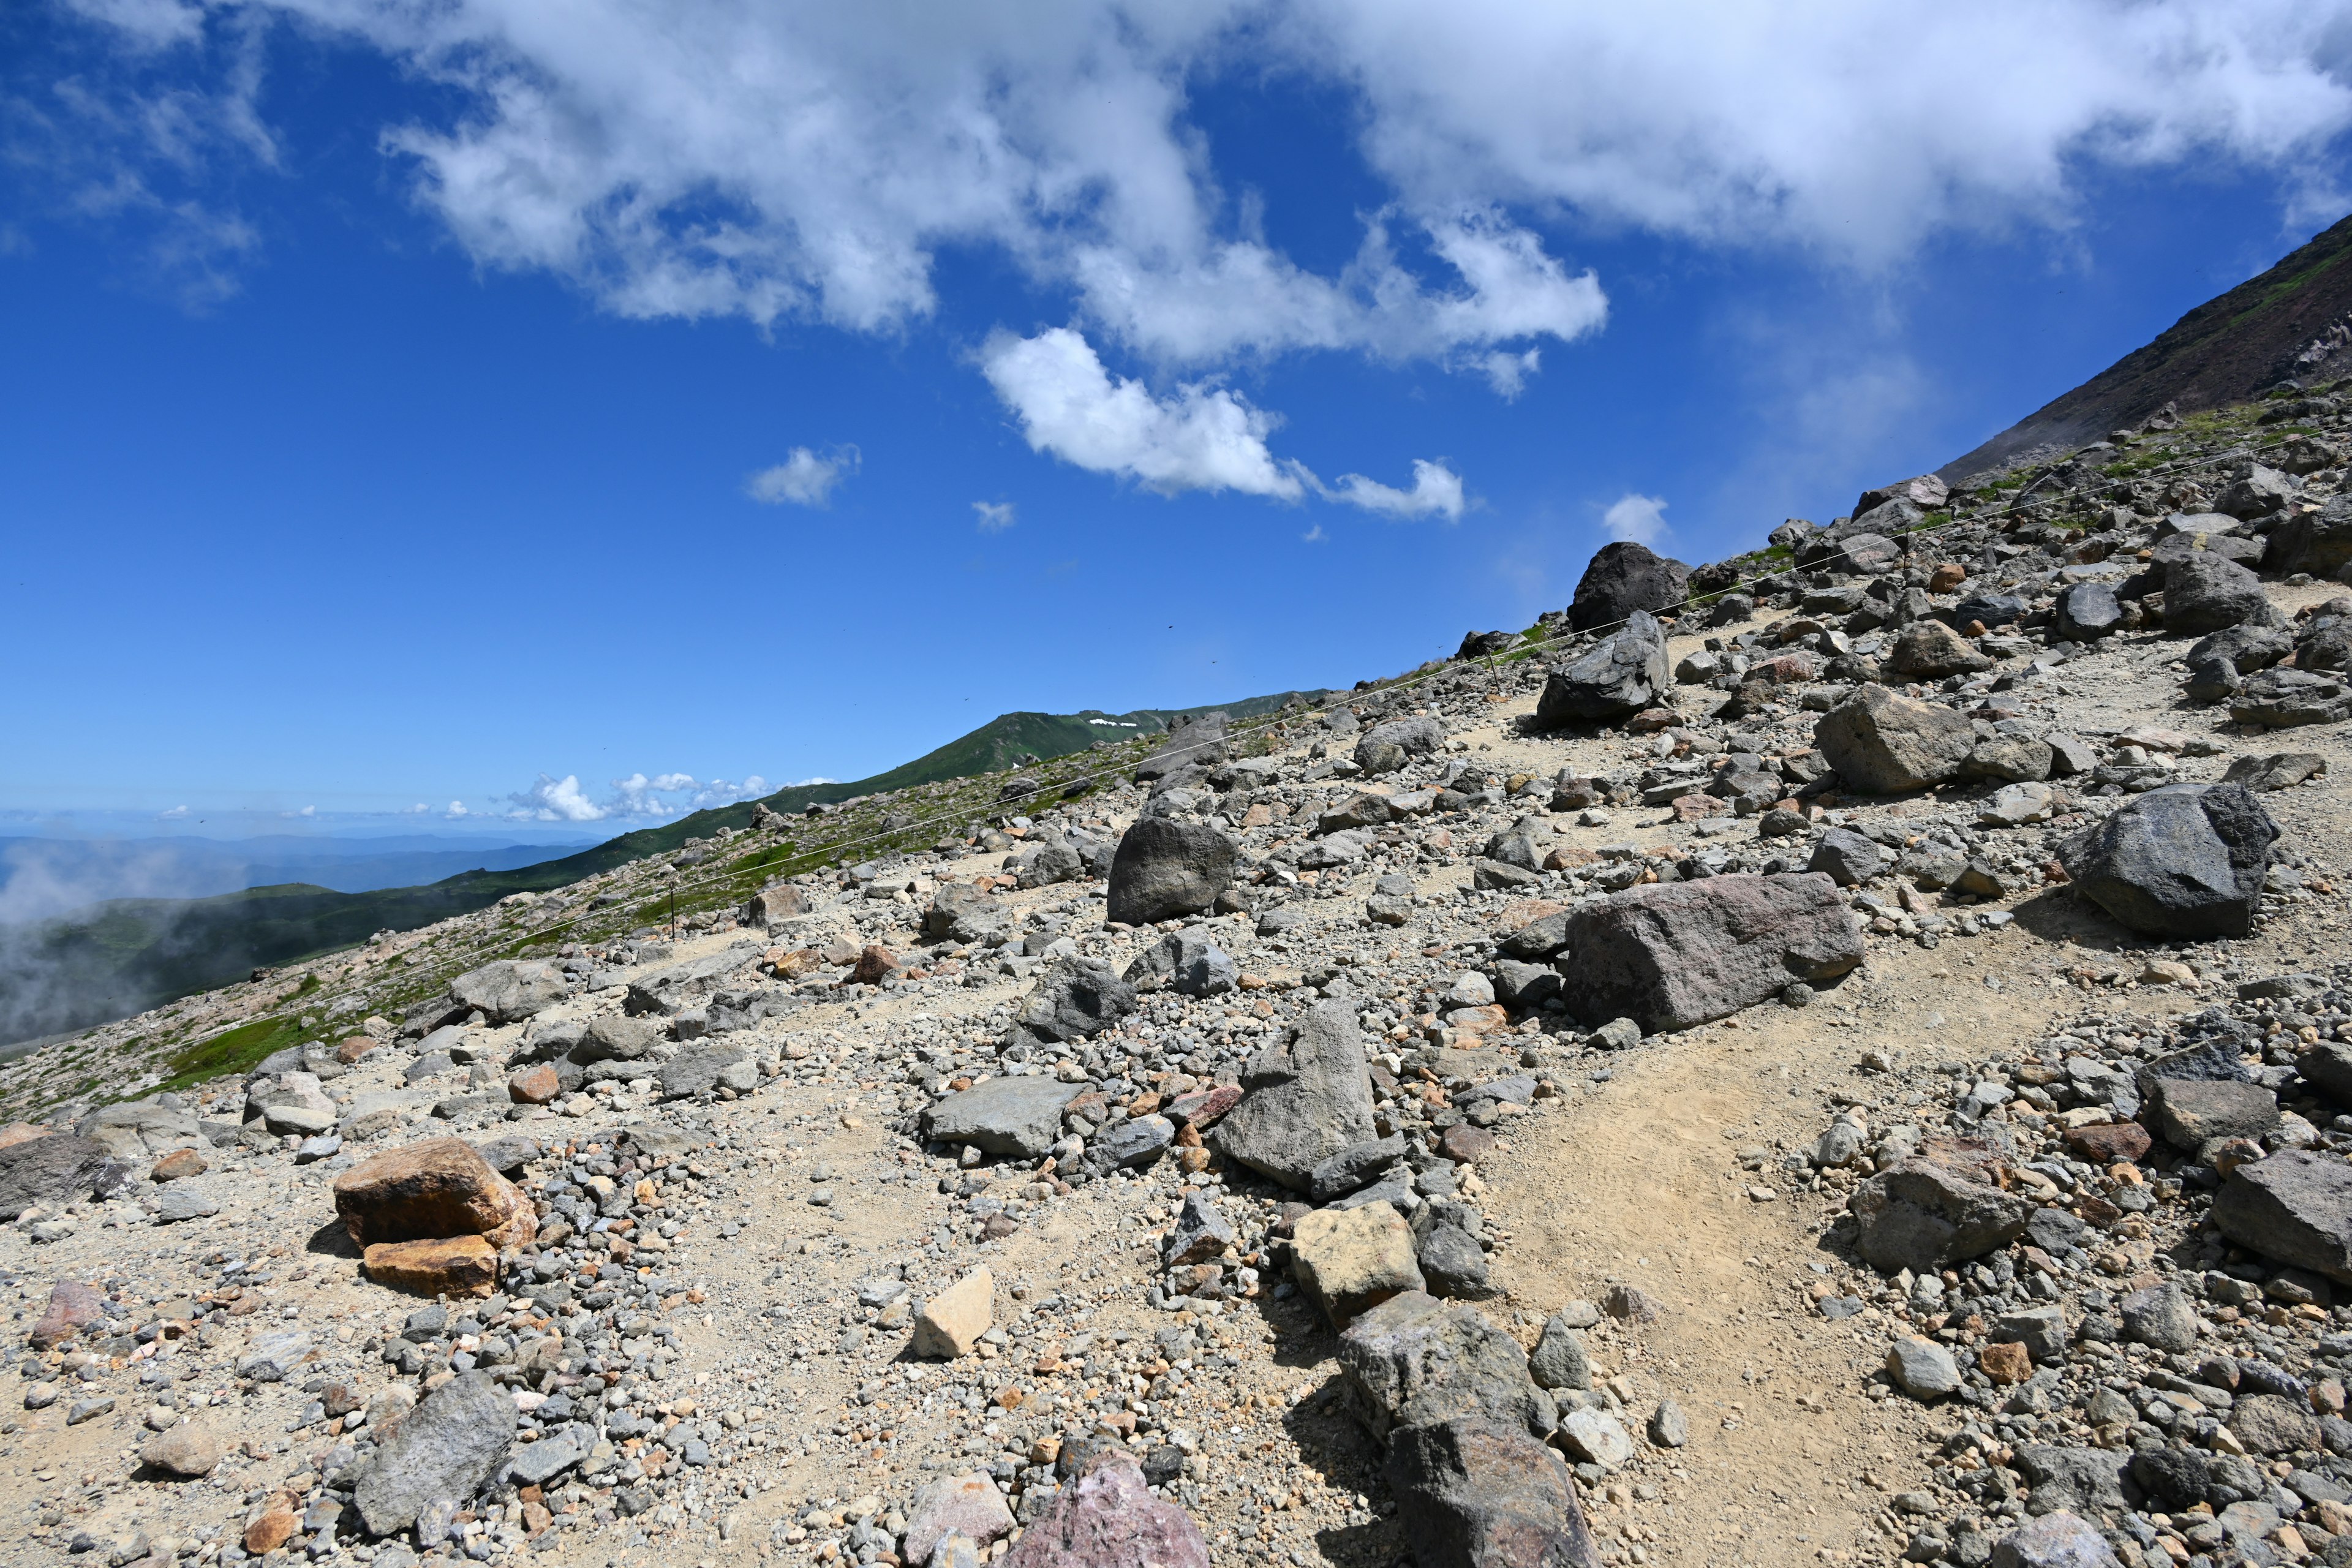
(157, 1014, 302, 1095)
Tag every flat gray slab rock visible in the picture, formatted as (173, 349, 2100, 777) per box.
(353, 1370, 515, 1536)
(1558, 872, 1864, 1032)
(1213, 1001, 1378, 1192)
(921, 1076, 1080, 1160)
(2213, 1150, 2352, 1283)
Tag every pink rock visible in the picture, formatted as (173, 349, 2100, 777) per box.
(1165, 1085, 1240, 1132)
(1003, 1448, 1208, 1568)
(30, 1280, 104, 1350)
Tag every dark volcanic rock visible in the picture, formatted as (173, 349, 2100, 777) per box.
(1215, 1002, 1378, 1192)
(1385, 1418, 1605, 1568)
(2059, 784, 2277, 938)
(1567, 542, 1690, 632)
(2163, 551, 2271, 637)
(1556, 873, 1863, 1033)
(1107, 818, 1238, 926)
(0, 1136, 128, 1221)
(2213, 1151, 2352, 1283)
(1536, 612, 1670, 726)
(1813, 685, 1976, 794)
(352, 1370, 516, 1536)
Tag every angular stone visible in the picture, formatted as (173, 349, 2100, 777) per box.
(0, 1134, 126, 1220)
(1808, 828, 1885, 886)
(507, 1065, 562, 1105)
(332, 1138, 536, 1250)
(905, 1472, 1016, 1566)
(1107, 818, 1238, 926)
(1556, 873, 1863, 1033)
(1557, 1408, 1635, 1470)
(2230, 1392, 2321, 1455)
(1569, 542, 1691, 631)
(921, 1077, 1079, 1160)
(2120, 1281, 2199, 1352)
(1536, 612, 1670, 725)
(447, 960, 568, 1024)
(1852, 1150, 2035, 1272)
(364, 1235, 500, 1297)
(1291, 1202, 1426, 1328)
(1997, 1305, 2069, 1363)
(1089, 1114, 1173, 1170)
(657, 1044, 752, 1099)
(2059, 784, 2277, 939)
(2011, 1446, 2128, 1517)
(2214, 1152, 2352, 1283)
(914, 1267, 994, 1359)
(2054, 582, 2124, 642)
(1384, 1418, 1605, 1568)
(141, 1423, 225, 1478)
(1887, 620, 1992, 679)
(156, 1187, 217, 1223)
(1887, 1338, 1961, 1399)
(2165, 551, 2271, 637)
(499, 1424, 591, 1487)
(1162, 1192, 1235, 1268)
(1337, 1291, 1555, 1446)
(1311, 1135, 1409, 1202)
(1016, 955, 1139, 1044)
(29, 1280, 104, 1350)
(2297, 1041, 2352, 1107)
(148, 1147, 208, 1182)
(1415, 1217, 1498, 1302)
(1001, 1446, 1208, 1568)
(1814, 686, 1976, 794)
(2223, 750, 2328, 792)
(2153, 1077, 2278, 1152)
(1120, 932, 1237, 998)
(1215, 1002, 1379, 1192)
(1528, 1317, 1591, 1391)
(236, 1330, 312, 1381)
(1990, 1510, 2123, 1568)
(352, 1370, 516, 1537)
(2060, 1121, 2151, 1164)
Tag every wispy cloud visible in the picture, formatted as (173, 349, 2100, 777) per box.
(971, 500, 1016, 533)
(502, 770, 775, 822)
(1601, 492, 1669, 546)
(1325, 459, 1464, 521)
(745, 445, 859, 507)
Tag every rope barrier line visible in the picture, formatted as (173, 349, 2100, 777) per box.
(393, 421, 2301, 988)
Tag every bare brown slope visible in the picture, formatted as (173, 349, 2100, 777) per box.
(1943, 210, 2352, 480)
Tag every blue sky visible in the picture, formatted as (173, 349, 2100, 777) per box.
(6, 0, 2352, 839)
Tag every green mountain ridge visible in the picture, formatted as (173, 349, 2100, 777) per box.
(0, 690, 1324, 1049)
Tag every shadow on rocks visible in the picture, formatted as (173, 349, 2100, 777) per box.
(306, 1217, 363, 1258)
(2003, 886, 2128, 947)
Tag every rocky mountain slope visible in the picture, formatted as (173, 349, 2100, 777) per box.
(5, 372, 2352, 1568)
(1945, 213, 2352, 481)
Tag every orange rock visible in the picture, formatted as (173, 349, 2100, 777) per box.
(851, 945, 900, 985)
(0, 1122, 51, 1151)
(1979, 1340, 2032, 1384)
(334, 1036, 379, 1065)
(767, 948, 823, 979)
(363, 1235, 500, 1297)
(1928, 563, 1967, 592)
(149, 1148, 208, 1182)
(508, 1065, 563, 1105)
(333, 1137, 535, 1250)
(244, 1501, 300, 1555)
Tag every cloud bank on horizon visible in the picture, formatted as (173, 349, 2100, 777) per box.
(38, 0, 2352, 511)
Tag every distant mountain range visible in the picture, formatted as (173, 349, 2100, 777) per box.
(0, 691, 1323, 1049)
(0, 834, 587, 913)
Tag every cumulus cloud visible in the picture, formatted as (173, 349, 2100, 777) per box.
(971, 500, 1016, 533)
(746, 445, 859, 507)
(1602, 492, 1670, 546)
(157, 804, 189, 820)
(1325, 459, 1465, 522)
(504, 770, 776, 822)
(444, 801, 470, 818)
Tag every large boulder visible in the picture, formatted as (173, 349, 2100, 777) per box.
(2053, 582, 2124, 641)
(1567, 542, 1689, 632)
(1852, 1142, 2034, 1272)
(1354, 715, 1446, 777)
(921, 1077, 1080, 1160)
(1990, 1510, 2123, 1568)
(2058, 784, 2277, 939)
(2214, 462, 2297, 520)
(1556, 873, 1863, 1033)
(2266, 495, 2352, 578)
(1336, 1291, 1555, 1445)
(1885, 620, 1992, 679)
(1120, 931, 1238, 997)
(2163, 552, 2271, 638)
(351, 1370, 516, 1536)
(1001, 1446, 1209, 1568)
(1535, 611, 1669, 726)
(1215, 1002, 1378, 1192)
(2212, 1151, 2352, 1283)
(1291, 1202, 1426, 1328)
(745, 880, 807, 930)
(331, 1138, 537, 1251)
(1854, 474, 1948, 516)
(926, 883, 1009, 946)
(2230, 667, 2352, 728)
(446, 960, 568, 1024)
(1134, 713, 1227, 782)
(74, 1099, 203, 1161)
(0, 1135, 127, 1220)
(1106, 818, 1237, 927)
(1384, 1418, 1605, 1568)
(903, 1473, 1016, 1565)
(1814, 686, 1975, 794)
(1014, 955, 1137, 1041)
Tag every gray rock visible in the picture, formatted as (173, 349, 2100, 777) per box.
(1528, 1317, 1591, 1392)
(1163, 1192, 1235, 1268)
(2053, 582, 2124, 641)
(236, 1330, 312, 1382)
(1120, 932, 1237, 998)
(1808, 827, 1885, 886)
(2059, 784, 2277, 939)
(1556, 873, 1863, 1033)
(657, 1046, 750, 1099)
(1536, 611, 1670, 725)
(2215, 462, 2298, 519)
(75, 1100, 203, 1160)
(1089, 1114, 1174, 1170)
(1997, 1305, 2068, 1363)
(1989, 1511, 2122, 1568)
(1015, 956, 1138, 1042)
(922, 1077, 1079, 1161)
(1490, 959, 1561, 1010)
(1814, 686, 1977, 794)
(2152, 1077, 2278, 1152)
(1355, 717, 1445, 775)
(2119, 1281, 2199, 1352)
(1556, 1408, 1636, 1470)
(2266, 495, 2352, 578)
(447, 960, 568, 1025)
(1107, 818, 1238, 926)
(2231, 1393, 2321, 1455)
(155, 1188, 218, 1223)
(1336, 1291, 1555, 1445)
(499, 1424, 592, 1487)
(1133, 714, 1227, 782)
(1498, 911, 1572, 960)
(2164, 551, 2272, 637)
(352, 1370, 516, 1536)
(2010, 1446, 2128, 1517)
(570, 1015, 660, 1064)
(1886, 1339, 1961, 1399)
(1311, 1136, 1409, 1202)
(1000, 1446, 1207, 1568)
(904, 1472, 1016, 1566)
(1964, 736, 2055, 783)
(1415, 1219, 1498, 1302)
(1568, 541, 1691, 631)
(1384, 1418, 1605, 1568)
(2231, 667, 2352, 728)
(2214, 1151, 2352, 1283)
(1648, 1401, 1689, 1449)
(1215, 1003, 1378, 1193)
(1852, 1155, 2035, 1272)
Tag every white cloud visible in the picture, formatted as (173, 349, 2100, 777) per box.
(1480, 348, 1541, 399)
(1326, 459, 1465, 522)
(445, 800, 471, 818)
(971, 500, 1016, 533)
(507, 773, 607, 821)
(1601, 492, 1670, 546)
(1300, 525, 1327, 544)
(406, 802, 430, 813)
(279, 804, 316, 818)
(746, 445, 859, 507)
(157, 804, 189, 820)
